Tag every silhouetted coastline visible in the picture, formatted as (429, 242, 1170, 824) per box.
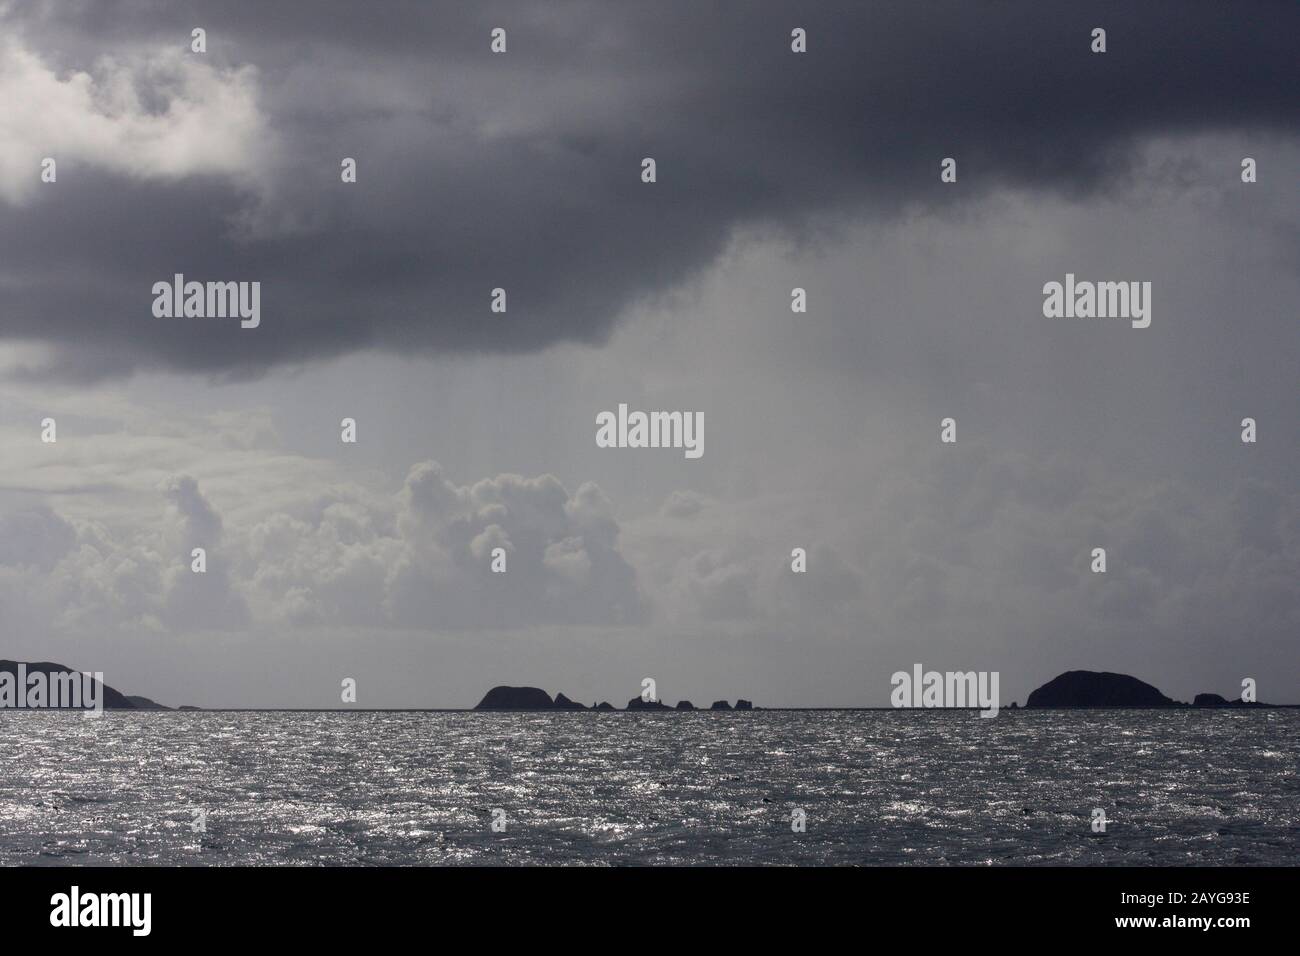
(0, 662, 1286, 711)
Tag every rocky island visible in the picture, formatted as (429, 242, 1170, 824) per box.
(474, 685, 555, 710)
(1022, 670, 1272, 708)
(473, 685, 756, 711)
(1025, 670, 1178, 707)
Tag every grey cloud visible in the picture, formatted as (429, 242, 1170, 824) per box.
(860, 441, 1300, 662)
(0, 475, 250, 634)
(660, 490, 705, 519)
(162, 474, 223, 545)
(671, 549, 756, 623)
(665, 541, 864, 625)
(158, 475, 249, 629)
(3, 1, 1297, 378)
(0, 505, 76, 571)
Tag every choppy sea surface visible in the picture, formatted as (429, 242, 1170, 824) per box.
(1, 710, 1296, 866)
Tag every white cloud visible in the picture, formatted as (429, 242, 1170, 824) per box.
(0, 37, 273, 205)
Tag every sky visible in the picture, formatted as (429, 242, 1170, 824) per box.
(0, 0, 1296, 708)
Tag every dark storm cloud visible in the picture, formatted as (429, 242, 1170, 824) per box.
(3, 0, 1297, 379)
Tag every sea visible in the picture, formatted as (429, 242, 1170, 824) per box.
(1, 709, 1296, 866)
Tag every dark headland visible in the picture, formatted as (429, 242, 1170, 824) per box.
(0, 660, 174, 710)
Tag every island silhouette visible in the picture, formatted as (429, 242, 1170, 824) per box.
(473, 673, 1273, 711)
